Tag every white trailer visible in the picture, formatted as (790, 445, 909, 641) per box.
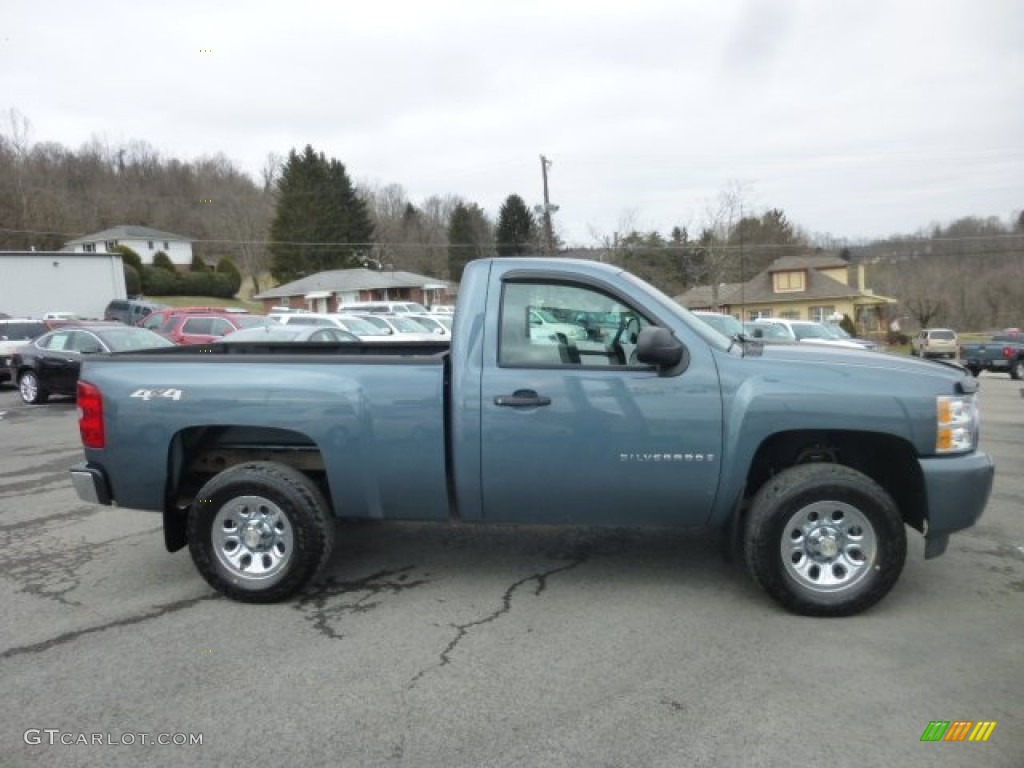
(0, 251, 126, 320)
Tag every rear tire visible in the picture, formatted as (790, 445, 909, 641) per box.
(18, 371, 49, 405)
(187, 462, 335, 602)
(744, 464, 906, 617)
(966, 365, 981, 378)
(1010, 359, 1024, 380)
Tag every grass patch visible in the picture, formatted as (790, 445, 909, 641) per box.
(148, 296, 263, 313)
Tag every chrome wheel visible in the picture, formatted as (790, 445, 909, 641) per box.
(211, 495, 294, 587)
(19, 371, 45, 404)
(781, 500, 876, 594)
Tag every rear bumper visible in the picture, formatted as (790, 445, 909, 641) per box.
(918, 451, 994, 557)
(963, 357, 1008, 370)
(70, 462, 113, 506)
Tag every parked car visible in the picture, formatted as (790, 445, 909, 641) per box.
(1, 318, 76, 384)
(821, 324, 879, 351)
(743, 321, 794, 343)
(351, 313, 441, 341)
(339, 300, 428, 314)
(104, 299, 166, 325)
(141, 308, 268, 344)
(13, 324, 173, 404)
(757, 319, 867, 349)
(959, 332, 1024, 379)
(911, 328, 958, 359)
(405, 314, 450, 336)
(218, 325, 358, 343)
(692, 311, 744, 339)
(528, 307, 588, 344)
(139, 306, 257, 331)
(275, 312, 388, 338)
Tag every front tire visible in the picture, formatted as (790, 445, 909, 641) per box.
(187, 462, 335, 602)
(18, 371, 49, 404)
(744, 464, 906, 617)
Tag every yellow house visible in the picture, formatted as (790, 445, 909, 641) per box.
(675, 254, 896, 335)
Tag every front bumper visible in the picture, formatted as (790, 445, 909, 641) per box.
(70, 462, 113, 506)
(918, 450, 995, 558)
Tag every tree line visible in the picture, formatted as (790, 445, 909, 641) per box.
(1, 110, 1020, 329)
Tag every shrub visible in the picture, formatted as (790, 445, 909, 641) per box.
(840, 314, 856, 336)
(152, 251, 176, 272)
(142, 265, 180, 294)
(123, 264, 141, 296)
(215, 256, 242, 295)
(112, 244, 143, 273)
(190, 253, 209, 272)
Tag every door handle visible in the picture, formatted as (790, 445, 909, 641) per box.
(494, 389, 552, 407)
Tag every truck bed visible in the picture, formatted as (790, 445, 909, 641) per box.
(78, 342, 453, 522)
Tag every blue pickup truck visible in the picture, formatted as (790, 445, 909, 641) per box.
(69, 258, 994, 616)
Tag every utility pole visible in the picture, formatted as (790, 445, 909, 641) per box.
(538, 155, 558, 256)
(739, 204, 745, 321)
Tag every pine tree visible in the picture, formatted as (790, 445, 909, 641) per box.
(495, 194, 536, 256)
(269, 145, 375, 282)
(447, 203, 477, 282)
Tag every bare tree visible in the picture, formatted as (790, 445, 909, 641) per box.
(692, 181, 748, 310)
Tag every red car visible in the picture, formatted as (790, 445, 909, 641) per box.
(139, 307, 268, 344)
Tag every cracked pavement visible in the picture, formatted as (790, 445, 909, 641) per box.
(1, 382, 1022, 768)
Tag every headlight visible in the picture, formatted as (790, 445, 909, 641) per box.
(936, 395, 978, 453)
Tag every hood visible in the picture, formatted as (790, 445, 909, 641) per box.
(743, 341, 968, 380)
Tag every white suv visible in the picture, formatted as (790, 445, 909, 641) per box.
(758, 319, 868, 349)
(911, 328, 958, 359)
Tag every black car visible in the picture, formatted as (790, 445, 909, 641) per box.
(12, 324, 173, 404)
(1, 318, 66, 385)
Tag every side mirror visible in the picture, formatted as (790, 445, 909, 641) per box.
(636, 327, 683, 367)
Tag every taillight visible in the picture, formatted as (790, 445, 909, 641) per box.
(1003, 347, 1014, 360)
(77, 381, 105, 449)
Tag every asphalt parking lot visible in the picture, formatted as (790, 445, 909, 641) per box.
(0, 376, 1021, 768)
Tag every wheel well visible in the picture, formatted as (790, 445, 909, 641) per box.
(745, 430, 926, 533)
(163, 425, 332, 551)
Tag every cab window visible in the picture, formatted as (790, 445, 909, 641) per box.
(499, 281, 651, 367)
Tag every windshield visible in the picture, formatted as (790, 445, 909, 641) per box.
(388, 316, 430, 333)
(695, 313, 744, 338)
(336, 316, 387, 335)
(352, 315, 394, 334)
(407, 316, 443, 333)
(98, 328, 174, 351)
(531, 309, 560, 323)
(822, 325, 851, 339)
(792, 323, 833, 340)
(746, 323, 791, 340)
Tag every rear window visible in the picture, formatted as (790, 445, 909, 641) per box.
(0, 321, 47, 340)
(929, 330, 956, 340)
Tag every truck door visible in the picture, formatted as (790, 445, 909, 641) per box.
(479, 276, 723, 526)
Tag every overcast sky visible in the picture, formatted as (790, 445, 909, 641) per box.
(3, 0, 1022, 245)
